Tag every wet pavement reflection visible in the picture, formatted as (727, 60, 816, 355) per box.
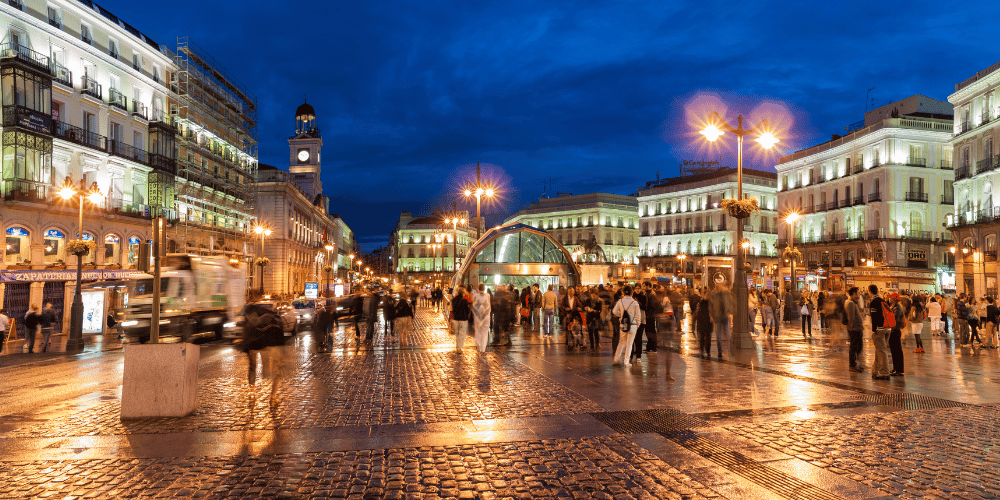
(0, 308, 996, 498)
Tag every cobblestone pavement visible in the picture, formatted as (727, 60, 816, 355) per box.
(0, 435, 718, 500)
(6, 307, 1000, 498)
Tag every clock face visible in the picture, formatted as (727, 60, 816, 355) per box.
(297, 149, 310, 162)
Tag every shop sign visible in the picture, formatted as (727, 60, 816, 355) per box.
(304, 282, 318, 299)
(0, 269, 143, 282)
(907, 249, 927, 261)
(6, 227, 28, 237)
(44, 229, 64, 239)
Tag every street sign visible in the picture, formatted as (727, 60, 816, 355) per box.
(304, 282, 319, 299)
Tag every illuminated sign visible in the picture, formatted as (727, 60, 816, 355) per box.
(128, 236, 141, 245)
(44, 229, 65, 239)
(81, 233, 94, 241)
(304, 282, 318, 299)
(5, 227, 28, 237)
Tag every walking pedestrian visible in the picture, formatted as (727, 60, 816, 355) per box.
(645, 284, 660, 352)
(39, 303, 56, 352)
(317, 303, 335, 352)
(845, 287, 864, 372)
(0, 309, 9, 341)
(709, 285, 734, 358)
(541, 284, 558, 337)
(955, 294, 970, 345)
(394, 296, 414, 347)
(451, 287, 471, 350)
(799, 294, 813, 338)
(584, 290, 602, 351)
(696, 294, 712, 356)
(968, 296, 983, 346)
(612, 285, 640, 366)
(888, 294, 905, 376)
(909, 296, 926, 352)
(472, 283, 491, 352)
(23, 305, 40, 353)
(986, 297, 1000, 349)
(867, 285, 890, 380)
(240, 303, 288, 405)
(927, 297, 942, 337)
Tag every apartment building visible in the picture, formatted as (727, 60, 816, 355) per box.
(0, 0, 256, 332)
(392, 211, 472, 286)
(949, 60, 1000, 297)
(637, 167, 779, 287)
(776, 95, 954, 293)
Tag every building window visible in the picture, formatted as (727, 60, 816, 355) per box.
(80, 24, 92, 45)
(108, 38, 119, 60)
(47, 7, 61, 27)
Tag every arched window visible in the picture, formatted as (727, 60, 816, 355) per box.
(104, 235, 121, 266)
(5, 226, 31, 264)
(43, 228, 66, 264)
(127, 236, 142, 268)
(81, 233, 97, 264)
(657, 242, 662, 256)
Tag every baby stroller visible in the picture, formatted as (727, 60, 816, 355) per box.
(566, 312, 586, 348)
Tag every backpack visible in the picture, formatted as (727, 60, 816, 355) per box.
(620, 299, 632, 332)
(881, 301, 896, 328)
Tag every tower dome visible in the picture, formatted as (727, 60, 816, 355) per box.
(294, 100, 319, 136)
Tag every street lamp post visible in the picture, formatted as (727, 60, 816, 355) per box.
(700, 113, 779, 349)
(443, 217, 466, 273)
(59, 178, 103, 350)
(324, 243, 334, 298)
(348, 254, 355, 284)
(461, 162, 495, 241)
(784, 213, 800, 294)
(253, 225, 272, 295)
(676, 253, 687, 284)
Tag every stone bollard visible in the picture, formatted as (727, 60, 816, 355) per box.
(121, 343, 200, 419)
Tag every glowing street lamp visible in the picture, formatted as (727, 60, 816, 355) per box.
(699, 111, 780, 348)
(324, 243, 335, 298)
(253, 224, 272, 295)
(784, 212, 800, 293)
(461, 162, 497, 241)
(58, 177, 104, 350)
(444, 216, 467, 272)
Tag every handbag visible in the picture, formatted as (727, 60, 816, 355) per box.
(520, 306, 529, 317)
(800, 304, 809, 315)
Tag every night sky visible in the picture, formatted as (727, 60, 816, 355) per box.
(99, 0, 1000, 250)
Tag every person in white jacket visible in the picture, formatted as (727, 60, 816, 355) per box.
(612, 285, 641, 367)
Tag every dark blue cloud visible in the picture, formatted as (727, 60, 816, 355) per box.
(98, 0, 1000, 250)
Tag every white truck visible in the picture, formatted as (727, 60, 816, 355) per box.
(122, 254, 246, 342)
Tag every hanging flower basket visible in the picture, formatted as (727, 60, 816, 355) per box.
(323, 265, 334, 273)
(720, 198, 759, 219)
(783, 247, 802, 261)
(66, 239, 95, 256)
(255, 257, 271, 267)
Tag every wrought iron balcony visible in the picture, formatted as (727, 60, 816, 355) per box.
(1, 179, 48, 203)
(903, 230, 933, 241)
(826, 201, 838, 211)
(957, 120, 973, 135)
(81, 76, 102, 100)
(940, 160, 953, 170)
(976, 156, 996, 174)
(906, 157, 927, 167)
(50, 61, 71, 87)
(905, 192, 928, 202)
(852, 165, 863, 174)
(109, 88, 127, 111)
(0, 43, 49, 71)
(941, 194, 954, 205)
(867, 192, 882, 202)
(131, 100, 148, 120)
(53, 120, 106, 151)
(149, 153, 177, 175)
(852, 195, 864, 206)
(108, 140, 149, 165)
(956, 165, 972, 180)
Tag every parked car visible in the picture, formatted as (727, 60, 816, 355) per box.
(224, 301, 299, 338)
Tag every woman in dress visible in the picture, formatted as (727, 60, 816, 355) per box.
(471, 283, 492, 352)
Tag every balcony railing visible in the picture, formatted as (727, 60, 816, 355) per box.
(852, 195, 864, 206)
(0, 42, 49, 71)
(50, 61, 72, 87)
(2, 105, 53, 134)
(867, 192, 882, 202)
(941, 195, 954, 205)
(1, 179, 48, 203)
(852, 165, 863, 174)
(81, 76, 102, 100)
(826, 201, 838, 211)
(109, 140, 148, 165)
(982, 110, 993, 125)
(976, 156, 996, 174)
(902, 230, 933, 241)
(905, 192, 928, 202)
(906, 157, 927, 167)
(149, 153, 177, 175)
(109, 88, 127, 111)
(131, 100, 148, 120)
(53, 120, 106, 151)
(940, 160, 953, 170)
(957, 120, 973, 135)
(956, 165, 972, 180)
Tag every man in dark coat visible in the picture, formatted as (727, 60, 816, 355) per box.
(241, 303, 287, 404)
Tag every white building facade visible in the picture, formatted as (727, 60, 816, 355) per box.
(776, 95, 955, 293)
(392, 211, 471, 287)
(949, 61, 1000, 297)
(637, 168, 779, 287)
(1, 0, 257, 333)
(505, 192, 639, 262)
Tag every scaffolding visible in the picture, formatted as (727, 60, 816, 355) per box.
(170, 36, 258, 254)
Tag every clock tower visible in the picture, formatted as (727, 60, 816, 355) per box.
(289, 100, 323, 198)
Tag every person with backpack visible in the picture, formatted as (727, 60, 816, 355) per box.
(612, 285, 640, 367)
(867, 284, 891, 380)
(240, 303, 288, 405)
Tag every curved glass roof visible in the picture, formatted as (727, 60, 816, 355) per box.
(452, 223, 580, 285)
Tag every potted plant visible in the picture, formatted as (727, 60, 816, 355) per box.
(720, 198, 760, 219)
(66, 239, 95, 257)
(783, 247, 802, 261)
